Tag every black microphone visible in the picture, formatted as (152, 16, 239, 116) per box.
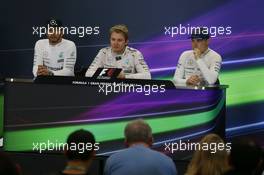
(115, 56, 122, 61)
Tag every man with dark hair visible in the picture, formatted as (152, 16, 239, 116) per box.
(173, 27, 222, 85)
(33, 19, 76, 77)
(104, 119, 177, 175)
(85, 24, 151, 79)
(60, 129, 96, 175)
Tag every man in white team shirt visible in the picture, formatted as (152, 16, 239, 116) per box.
(85, 24, 151, 79)
(173, 28, 222, 85)
(32, 19, 76, 77)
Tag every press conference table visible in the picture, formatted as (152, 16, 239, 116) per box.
(1, 77, 228, 159)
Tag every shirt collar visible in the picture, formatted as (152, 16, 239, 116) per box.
(201, 48, 210, 57)
(111, 46, 127, 57)
(49, 38, 64, 47)
(130, 143, 149, 148)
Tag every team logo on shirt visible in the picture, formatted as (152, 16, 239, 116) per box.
(187, 59, 194, 66)
(59, 52, 64, 58)
(124, 58, 129, 65)
(131, 54, 136, 58)
(70, 51, 75, 57)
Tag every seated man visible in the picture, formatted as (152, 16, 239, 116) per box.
(104, 119, 177, 175)
(32, 19, 76, 77)
(173, 28, 222, 85)
(85, 24, 151, 79)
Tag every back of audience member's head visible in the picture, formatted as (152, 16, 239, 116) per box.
(65, 129, 96, 161)
(185, 133, 229, 175)
(229, 139, 262, 175)
(0, 151, 20, 175)
(124, 119, 153, 147)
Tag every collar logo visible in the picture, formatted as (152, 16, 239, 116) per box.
(187, 59, 194, 66)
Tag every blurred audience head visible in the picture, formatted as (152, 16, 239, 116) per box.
(185, 133, 229, 175)
(62, 129, 96, 175)
(124, 119, 153, 147)
(65, 129, 96, 161)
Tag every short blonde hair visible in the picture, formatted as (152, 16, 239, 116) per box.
(109, 24, 129, 40)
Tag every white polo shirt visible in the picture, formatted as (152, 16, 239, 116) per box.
(32, 39, 76, 77)
(173, 48, 222, 85)
(85, 46, 151, 79)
